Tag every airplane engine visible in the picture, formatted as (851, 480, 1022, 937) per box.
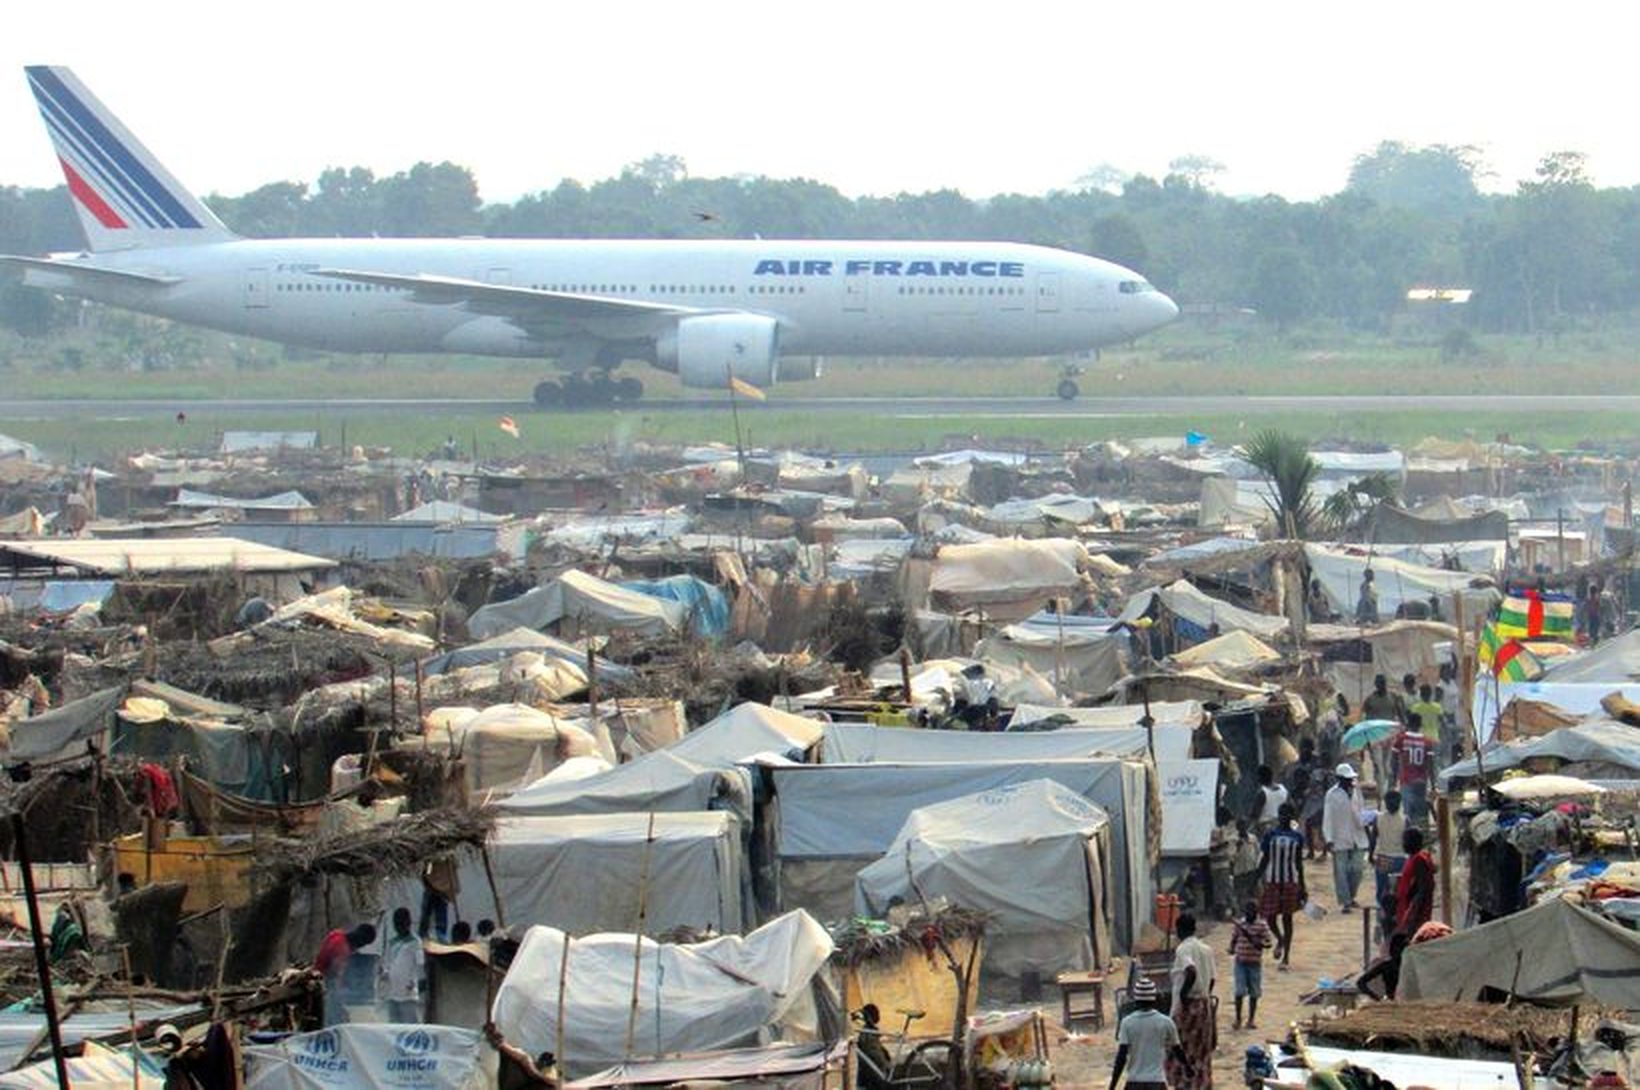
(657, 314, 780, 389)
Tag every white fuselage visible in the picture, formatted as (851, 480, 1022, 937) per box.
(40, 238, 1178, 362)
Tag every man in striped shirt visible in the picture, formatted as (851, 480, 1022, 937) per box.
(1258, 803, 1307, 970)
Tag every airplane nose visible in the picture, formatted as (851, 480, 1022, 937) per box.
(1155, 292, 1180, 325)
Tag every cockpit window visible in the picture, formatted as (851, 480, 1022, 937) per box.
(1118, 279, 1155, 294)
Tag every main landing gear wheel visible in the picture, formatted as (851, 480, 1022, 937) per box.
(533, 372, 645, 409)
(1057, 378, 1080, 401)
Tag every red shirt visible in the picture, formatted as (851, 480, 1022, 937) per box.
(314, 929, 350, 979)
(1395, 850, 1436, 935)
(1391, 731, 1431, 787)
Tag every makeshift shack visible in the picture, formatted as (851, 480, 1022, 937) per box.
(468, 568, 686, 640)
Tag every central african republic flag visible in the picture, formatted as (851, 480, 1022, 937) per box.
(1495, 589, 1574, 640)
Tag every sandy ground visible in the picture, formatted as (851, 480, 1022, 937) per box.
(1038, 856, 1383, 1090)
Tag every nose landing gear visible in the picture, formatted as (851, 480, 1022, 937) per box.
(1055, 363, 1085, 401)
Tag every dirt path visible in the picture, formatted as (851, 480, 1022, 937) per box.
(1043, 856, 1381, 1090)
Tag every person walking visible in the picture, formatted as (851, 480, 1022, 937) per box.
(1168, 913, 1216, 1090)
(1323, 764, 1370, 912)
(315, 923, 376, 1027)
(1257, 803, 1306, 971)
(1370, 790, 1407, 941)
(1109, 977, 1190, 1090)
(1390, 719, 1432, 828)
(379, 907, 424, 1024)
(1249, 765, 1288, 836)
(1227, 899, 1273, 1030)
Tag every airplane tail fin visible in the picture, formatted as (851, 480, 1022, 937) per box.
(24, 66, 236, 252)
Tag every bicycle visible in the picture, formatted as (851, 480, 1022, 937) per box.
(852, 1006, 956, 1090)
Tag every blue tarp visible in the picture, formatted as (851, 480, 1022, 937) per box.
(619, 575, 729, 637)
(39, 580, 116, 612)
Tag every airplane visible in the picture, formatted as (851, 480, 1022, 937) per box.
(4, 66, 1179, 407)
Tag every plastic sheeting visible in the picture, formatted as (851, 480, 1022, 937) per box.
(929, 539, 1088, 605)
(173, 488, 312, 510)
(403, 704, 600, 794)
(468, 569, 685, 640)
(1439, 720, 1640, 787)
(1471, 684, 1640, 745)
(245, 1024, 489, 1090)
(821, 722, 1180, 763)
(669, 703, 824, 766)
(855, 780, 1112, 976)
(1158, 759, 1220, 856)
(1538, 629, 1640, 682)
(412, 813, 749, 937)
(500, 750, 754, 825)
(1120, 579, 1288, 640)
(1303, 543, 1496, 620)
(1399, 898, 1640, 1007)
(0, 1041, 165, 1089)
(5, 686, 122, 762)
(975, 618, 1127, 697)
(493, 910, 833, 1078)
(618, 575, 730, 637)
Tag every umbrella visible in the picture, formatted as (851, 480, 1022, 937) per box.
(1340, 718, 1400, 752)
(1490, 774, 1605, 801)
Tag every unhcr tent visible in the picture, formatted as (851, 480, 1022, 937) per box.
(468, 569, 685, 640)
(855, 780, 1113, 977)
(493, 910, 834, 1079)
(772, 758, 1152, 951)
(821, 721, 1186, 763)
(1399, 897, 1640, 1008)
(246, 1025, 489, 1090)
(417, 812, 750, 937)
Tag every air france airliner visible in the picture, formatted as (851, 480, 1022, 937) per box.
(4, 67, 1179, 406)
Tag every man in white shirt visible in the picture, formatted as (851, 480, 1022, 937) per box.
(379, 907, 425, 1023)
(1109, 976, 1190, 1090)
(1168, 913, 1215, 1090)
(1250, 765, 1288, 834)
(1322, 763, 1370, 911)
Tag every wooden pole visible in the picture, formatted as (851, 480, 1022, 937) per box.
(586, 647, 599, 722)
(479, 843, 507, 929)
(623, 812, 657, 1059)
(1436, 793, 1453, 925)
(121, 946, 139, 1090)
(898, 647, 913, 706)
(11, 812, 71, 1089)
(555, 932, 571, 1079)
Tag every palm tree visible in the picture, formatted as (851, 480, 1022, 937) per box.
(1242, 430, 1320, 539)
(1320, 471, 1402, 537)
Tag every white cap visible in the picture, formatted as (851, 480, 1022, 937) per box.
(1335, 763, 1357, 779)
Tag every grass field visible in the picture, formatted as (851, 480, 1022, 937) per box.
(1, 406, 1634, 463)
(2, 318, 1637, 461)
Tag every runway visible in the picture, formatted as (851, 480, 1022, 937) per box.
(0, 394, 1637, 419)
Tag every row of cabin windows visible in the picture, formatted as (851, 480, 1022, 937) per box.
(279, 282, 398, 292)
(894, 285, 1025, 296)
(277, 280, 816, 297)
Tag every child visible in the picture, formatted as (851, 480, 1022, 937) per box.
(1227, 899, 1274, 1029)
(1231, 818, 1262, 908)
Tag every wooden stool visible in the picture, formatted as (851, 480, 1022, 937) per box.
(1056, 970, 1105, 1030)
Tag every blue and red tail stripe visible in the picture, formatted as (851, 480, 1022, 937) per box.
(26, 66, 202, 231)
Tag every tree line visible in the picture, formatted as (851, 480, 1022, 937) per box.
(1, 142, 1636, 337)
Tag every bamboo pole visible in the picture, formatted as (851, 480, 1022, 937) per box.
(121, 946, 139, 1090)
(11, 812, 71, 1088)
(623, 812, 657, 1059)
(556, 932, 571, 1079)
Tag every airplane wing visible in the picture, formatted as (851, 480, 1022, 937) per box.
(314, 268, 701, 337)
(0, 255, 182, 289)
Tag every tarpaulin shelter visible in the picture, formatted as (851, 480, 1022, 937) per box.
(668, 702, 824, 766)
(855, 780, 1114, 977)
(1537, 629, 1640, 682)
(974, 615, 1128, 697)
(246, 1024, 490, 1090)
(617, 574, 730, 637)
(1438, 720, 1640, 788)
(399, 704, 602, 795)
(0, 1041, 165, 1088)
(820, 720, 1186, 763)
(419, 626, 625, 682)
(404, 812, 751, 937)
(1170, 629, 1280, 672)
(568, 1041, 849, 1090)
(929, 539, 1089, 618)
(468, 569, 685, 639)
(4, 685, 123, 763)
(1120, 579, 1288, 642)
(1399, 897, 1640, 1007)
(493, 910, 834, 1078)
(1472, 685, 1640, 745)
(1303, 543, 1496, 621)
(771, 757, 1153, 951)
(500, 750, 754, 825)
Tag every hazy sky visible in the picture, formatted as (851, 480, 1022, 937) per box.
(3, 2, 1634, 205)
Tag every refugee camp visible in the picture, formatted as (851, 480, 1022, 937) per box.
(3, 5, 1640, 1090)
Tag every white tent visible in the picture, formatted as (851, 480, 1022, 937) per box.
(500, 750, 754, 823)
(397, 704, 601, 794)
(669, 702, 825, 765)
(246, 1025, 489, 1090)
(820, 720, 1189, 763)
(855, 780, 1113, 976)
(974, 618, 1127, 697)
(427, 812, 750, 937)
(1303, 543, 1496, 621)
(468, 569, 685, 640)
(493, 910, 833, 1078)
(772, 758, 1152, 951)
(929, 539, 1088, 611)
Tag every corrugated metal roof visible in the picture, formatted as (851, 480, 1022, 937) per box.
(0, 536, 336, 575)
